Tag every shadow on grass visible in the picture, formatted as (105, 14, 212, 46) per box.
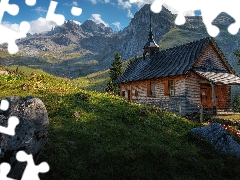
(39, 91, 240, 180)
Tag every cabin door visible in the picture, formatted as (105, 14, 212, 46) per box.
(200, 85, 212, 109)
(128, 90, 132, 102)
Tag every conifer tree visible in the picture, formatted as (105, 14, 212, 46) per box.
(234, 50, 240, 64)
(105, 53, 123, 95)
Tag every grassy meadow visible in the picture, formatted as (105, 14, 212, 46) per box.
(0, 67, 240, 179)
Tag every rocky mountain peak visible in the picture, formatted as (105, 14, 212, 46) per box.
(63, 20, 81, 29)
(2, 4, 240, 79)
(120, 4, 175, 36)
(81, 20, 115, 37)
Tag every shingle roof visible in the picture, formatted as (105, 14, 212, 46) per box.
(116, 37, 237, 83)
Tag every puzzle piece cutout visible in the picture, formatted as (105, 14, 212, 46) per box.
(0, 21, 30, 54)
(0, 0, 31, 54)
(0, 0, 35, 54)
(46, 1, 65, 26)
(16, 151, 49, 180)
(0, 0, 83, 54)
(0, 99, 9, 111)
(0, 99, 19, 136)
(0, 163, 16, 180)
(130, 0, 240, 37)
(25, 0, 37, 6)
(0, 0, 19, 23)
(71, 6, 82, 16)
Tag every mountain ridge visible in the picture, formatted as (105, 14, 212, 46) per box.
(0, 4, 240, 79)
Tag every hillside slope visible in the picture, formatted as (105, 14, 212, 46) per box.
(0, 71, 240, 179)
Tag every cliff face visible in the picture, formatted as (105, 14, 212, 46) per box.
(0, 4, 240, 79)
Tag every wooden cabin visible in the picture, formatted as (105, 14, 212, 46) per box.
(116, 31, 240, 115)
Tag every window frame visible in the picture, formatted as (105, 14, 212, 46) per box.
(169, 80, 175, 96)
(150, 82, 156, 97)
(147, 81, 156, 97)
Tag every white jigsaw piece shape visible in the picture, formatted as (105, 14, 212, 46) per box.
(0, 21, 30, 54)
(25, 0, 37, 6)
(16, 151, 49, 180)
(0, 99, 19, 136)
(71, 6, 82, 16)
(0, 163, 16, 180)
(46, 1, 65, 26)
(0, 0, 31, 54)
(0, 0, 19, 23)
(130, 0, 240, 37)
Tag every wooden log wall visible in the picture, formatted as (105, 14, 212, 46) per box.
(119, 75, 190, 114)
(184, 72, 206, 113)
(216, 85, 231, 109)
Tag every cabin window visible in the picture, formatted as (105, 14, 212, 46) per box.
(151, 82, 155, 96)
(169, 80, 175, 96)
(147, 82, 156, 97)
(122, 91, 125, 97)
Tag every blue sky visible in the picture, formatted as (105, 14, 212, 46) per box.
(1, 0, 200, 34)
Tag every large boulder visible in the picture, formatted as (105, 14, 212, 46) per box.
(0, 96, 49, 179)
(190, 123, 240, 159)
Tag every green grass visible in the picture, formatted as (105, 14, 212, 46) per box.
(160, 27, 208, 50)
(1, 72, 240, 180)
(7, 65, 47, 76)
(72, 69, 110, 92)
(214, 113, 240, 121)
(71, 59, 131, 92)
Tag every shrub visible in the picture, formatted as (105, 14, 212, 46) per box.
(232, 94, 240, 112)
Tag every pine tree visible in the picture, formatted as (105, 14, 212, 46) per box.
(105, 53, 123, 95)
(234, 50, 240, 64)
(232, 94, 240, 112)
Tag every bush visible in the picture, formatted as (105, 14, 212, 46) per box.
(232, 94, 240, 112)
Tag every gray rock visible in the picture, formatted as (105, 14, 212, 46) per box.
(0, 96, 49, 179)
(190, 123, 240, 159)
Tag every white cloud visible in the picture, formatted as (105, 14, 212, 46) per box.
(63, 1, 79, 6)
(2, 18, 57, 34)
(72, 1, 78, 6)
(127, 9, 134, 18)
(29, 18, 57, 34)
(89, 0, 97, 4)
(90, 14, 109, 27)
(33, 6, 47, 13)
(117, 0, 134, 18)
(112, 21, 121, 30)
(88, 0, 111, 4)
(118, 0, 132, 9)
(72, 20, 81, 26)
(1, 21, 21, 32)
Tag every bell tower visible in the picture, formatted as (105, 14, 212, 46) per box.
(143, 12, 159, 59)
